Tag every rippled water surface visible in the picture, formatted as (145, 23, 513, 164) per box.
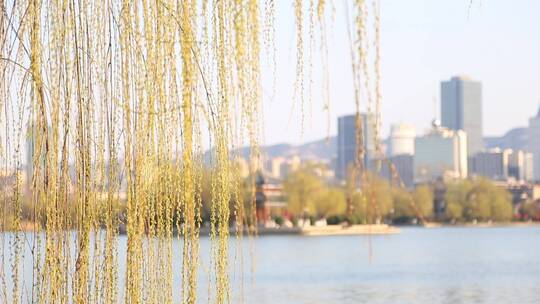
(4, 226, 540, 303)
(238, 227, 540, 304)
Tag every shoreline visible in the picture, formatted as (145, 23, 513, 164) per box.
(200, 224, 401, 236)
(5, 221, 540, 235)
(419, 221, 540, 228)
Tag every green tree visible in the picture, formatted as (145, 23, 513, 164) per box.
(392, 187, 413, 218)
(362, 175, 393, 222)
(350, 192, 368, 224)
(445, 178, 513, 222)
(412, 185, 434, 218)
(444, 179, 472, 221)
(283, 166, 324, 217)
(490, 187, 513, 221)
(313, 187, 346, 218)
(466, 189, 491, 221)
(391, 185, 433, 222)
(446, 201, 463, 222)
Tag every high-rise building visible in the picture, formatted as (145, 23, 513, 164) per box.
(373, 154, 414, 189)
(441, 76, 483, 156)
(469, 148, 511, 181)
(336, 113, 374, 180)
(524, 152, 535, 182)
(508, 150, 534, 182)
(468, 148, 534, 183)
(414, 121, 468, 184)
(528, 105, 540, 181)
(389, 123, 416, 157)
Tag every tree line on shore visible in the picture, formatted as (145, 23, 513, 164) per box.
(3, 163, 539, 230)
(280, 165, 520, 225)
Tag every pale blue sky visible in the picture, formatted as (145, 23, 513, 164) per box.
(260, 0, 540, 145)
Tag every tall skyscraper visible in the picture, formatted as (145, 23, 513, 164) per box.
(336, 113, 374, 180)
(528, 105, 540, 181)
(441, 76, 483, 156)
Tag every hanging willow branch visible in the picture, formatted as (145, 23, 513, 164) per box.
(0, 0, 385, 303)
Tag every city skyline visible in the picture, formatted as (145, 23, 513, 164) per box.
(256, 86, 539, 184)
(261, 0, 540, 146)
(251, 103, 540, 153)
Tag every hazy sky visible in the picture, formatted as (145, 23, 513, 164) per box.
(260, 0, 540, 146)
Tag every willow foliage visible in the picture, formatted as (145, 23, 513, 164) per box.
(0, 0, 380, 303)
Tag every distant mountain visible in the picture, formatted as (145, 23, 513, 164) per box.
(240, 136, 337, 161)
(206, 126, 531, 166)
(484, 127, 529, 151)
(204, 136, 337, 164)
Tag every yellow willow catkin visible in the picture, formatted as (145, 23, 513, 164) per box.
(233, 0, 247, 128)
(0, 29, 23, 297)
(140, 1, 158, 301)
(242, 0, 263, 299)
(0, 0, 389, 303)
(264, 0, 277, 103)
(294, 0, 305, 133)
(180, 0, 200, 302)
(317, 0, 331, 139)
(43, 0, 67, 301)
(156, 2, 176, 303)
(346, 0, 365, 173)
(372, 0, 382, 165)
(229, 159, 246, 303)
(248, 0, 262, 211)
(308, 0, 315, 119)
(95, 1, 119, 302)
(119, 1, 143, 302)
(10, 170, 22, 304)
(213, 1, 233, 302)
(232, 3, 248, 274)
(347, 0, 371, 235)
(29, 0, 51, 301)
(72, 0, 98, 300)
(0, 8, 6, 297)
(365, 1, 382, 224)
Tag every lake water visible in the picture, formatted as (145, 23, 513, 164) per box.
(241, 226, 540, 304)
(3, 226, 540, 303)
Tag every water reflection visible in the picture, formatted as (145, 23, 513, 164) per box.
(2, 227, 540, 303)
